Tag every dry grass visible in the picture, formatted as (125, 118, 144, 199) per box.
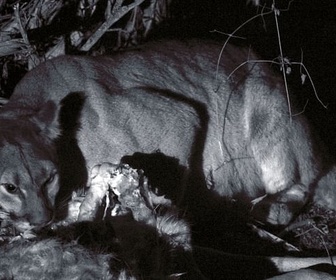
(283, 204, 336, 252)
(250, 202, 336, 260)
(0, 0, 171, 96)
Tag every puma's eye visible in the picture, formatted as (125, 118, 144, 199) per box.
(44, 172, 56, 186)
(2, 183, 18, 194)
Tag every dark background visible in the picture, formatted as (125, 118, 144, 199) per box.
(159, 0, 336, 157)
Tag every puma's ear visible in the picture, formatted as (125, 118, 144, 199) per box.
(32, 100, 61, 141)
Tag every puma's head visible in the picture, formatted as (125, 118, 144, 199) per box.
(0, 102, 61, 231)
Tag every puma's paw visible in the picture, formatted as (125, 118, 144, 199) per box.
(251, 184, 308, 226)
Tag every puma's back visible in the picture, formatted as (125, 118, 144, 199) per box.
(0, 39, 332, 227)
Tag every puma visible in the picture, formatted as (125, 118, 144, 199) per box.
(0, 39, 335, 231)
(1, 39, 336, 278)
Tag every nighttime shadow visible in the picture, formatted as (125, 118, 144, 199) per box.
(38, 217, 201, 279)
(54, 92, 88, 221)
(121, 151, 288, 258)
(121, 151, 187, 204)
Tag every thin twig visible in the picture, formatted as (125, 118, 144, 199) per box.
(273, 2, 292, 118)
